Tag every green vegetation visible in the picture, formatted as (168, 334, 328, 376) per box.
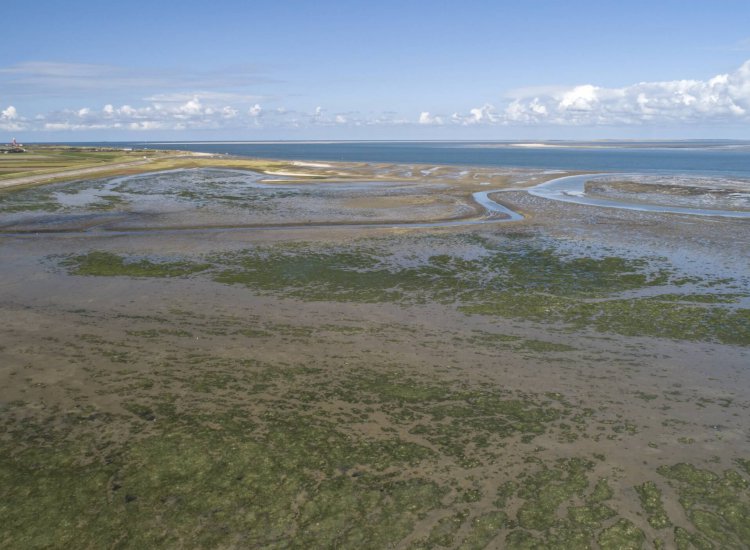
(506, 457, 622, 547)
(0, 146, 162, 181)
(635, 481, 672, 529)
(59, 235, 750, 345)
(333, 370, 568, 467)
(597, 519, 645, 549)
(457, 511, 508, 549)
(0, 184, 63, 213)
(62, 251, 210, 278)
(658, 462, 750, 547)
(1, 411, 445, 548)
(0, 145, 364, 192)
(0, 338, 577, 547)
(2, 297, 748, 547)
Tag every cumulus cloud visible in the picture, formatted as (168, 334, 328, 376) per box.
(418, 111, 443, 125)
(2, 105, 18, 120)
(450, 104, 501, 125)
(39, 97, 244, 132)
(500, 60, 750, 126)
(30, 97, 367, 133)
(1, 104, 24, 131)
(425, 59, 750, 127)
(307, 106, 358, 126)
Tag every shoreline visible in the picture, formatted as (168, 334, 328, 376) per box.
(4, 150, 748, 237)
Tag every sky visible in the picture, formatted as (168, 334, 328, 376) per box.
(2, 0, 750, 141)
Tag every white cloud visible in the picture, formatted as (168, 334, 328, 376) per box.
(1, 105, 24, 130)
(221, 106, 238, 119)
(32, 97, 337, 132)
(305, 106, 360, 126)
(2, 105, 18, 120)
(418, 111, 443, 125)
(128, 121, 165, 131)
(558, 85, 600, 111)
(497, 60, 750, 125)
(447, 104, 500, 126)
(36, 96, 254, 132)
(421, 59, 750, 128)
(176, 97, 204, 116)
(44, 122, 74, 131)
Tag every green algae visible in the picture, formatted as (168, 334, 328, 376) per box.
(58, 235, 750, 345)
(658, 463, 750, 547)
(207, 239, 671, 307)
(635, 481, 672, 529)
(86, 193, 130, 211)
(0, 409, 444, 548)
(461, 488, 483, 503)
(418, 509, 470, 548)
(597, 519, 645, 549)
(567, 502, 617, 528)
(674, 526, 714, 550)
(515, 458, 594, 531)
(494, 480, 518, 508)
(62, 251, 210, 278)
(0, 186, 63, 213)
(461, 294, 750, 346)
(654, 293, 746, 304)
(494, 460, 640, 548)
(457, 511, 508, 549)
(3, 303, 747, 547)
(328, 370, 567, 467)
(2, 312, 652, 549)
(590, 478, 615, 502)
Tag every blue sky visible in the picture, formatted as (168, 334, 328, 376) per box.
(2, 0, 750, 140)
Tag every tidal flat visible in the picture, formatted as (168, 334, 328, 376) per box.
(1, 158, 749, 548)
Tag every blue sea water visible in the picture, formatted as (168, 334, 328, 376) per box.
(56, 141, 750, 178)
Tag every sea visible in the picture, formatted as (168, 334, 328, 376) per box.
(55, 141, 750, 178)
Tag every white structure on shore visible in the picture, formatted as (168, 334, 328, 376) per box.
(2, 137, 25, 153)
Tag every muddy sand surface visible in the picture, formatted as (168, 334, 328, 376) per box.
(1, 164, 749, 548)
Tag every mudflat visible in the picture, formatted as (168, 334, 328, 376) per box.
(1, 151, 749, 548)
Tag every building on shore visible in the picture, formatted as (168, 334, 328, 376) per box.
(1, 137, 26, 153)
